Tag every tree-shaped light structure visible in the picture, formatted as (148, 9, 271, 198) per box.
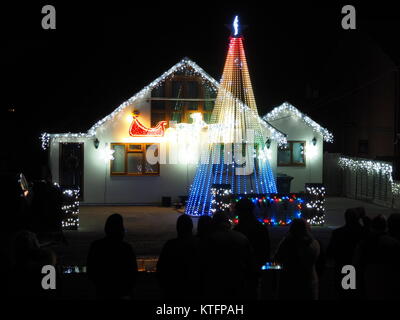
(185, 16, 277, 216)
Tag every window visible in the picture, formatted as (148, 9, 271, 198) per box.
(110, 143, 160, 176)
(278, 141, 306, 166)
(150, 75, 215, 126)
(186, 81, 199, 98)
(151, 113, 166, 127)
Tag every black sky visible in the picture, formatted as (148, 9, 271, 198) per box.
(1, 2, 400, 177)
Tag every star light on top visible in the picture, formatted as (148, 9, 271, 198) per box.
(233, 16, 239, 36)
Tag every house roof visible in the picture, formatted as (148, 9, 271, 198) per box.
(41, 58, 286, 149)
(263, 102, 334, 143)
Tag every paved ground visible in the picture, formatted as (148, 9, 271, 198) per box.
(54, 196, 400, 266)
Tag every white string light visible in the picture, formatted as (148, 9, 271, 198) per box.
(210, 185, 232, 214)
(338, 157, 392, 175)
(305, 185, 326, 225)
(40, 58, 286, 150)
(338, 156, 400, 196)
(263, 102, 334, 143)
(61, 189, 80, 229)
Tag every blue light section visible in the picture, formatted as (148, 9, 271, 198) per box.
(185, 143, 278, 216)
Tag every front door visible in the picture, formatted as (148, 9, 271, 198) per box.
(59, 142, 84, 199)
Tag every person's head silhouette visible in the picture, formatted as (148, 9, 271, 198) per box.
(371, 214, 386, 234)
(344, 208, 359, 226)
(176, 214, 193, 238)
(104, 213, 125, 241)
(288, 218, 312, 243)
(235, 198, 255, 223)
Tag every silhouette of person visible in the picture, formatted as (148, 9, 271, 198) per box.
(196, 215, 213, 240)
(354, 214, 387, 268)
(199, 212, 256, 300)
(233, 198, 271, 268)
(387, 213, 400, 298)
(327, 208, 364, 299)
(274, 218, 320, 300)
(315, 239, 327, 279)
(31, 177, 63, 238)
(87, 214, 138, 299)
(44, 175, 64, 236)
(1, 173, 29, 232)
(354, 214, 400, 299)
(156, 214, 200, 300)
(355, 206, 371, 238)
(232, 198, 271, 299)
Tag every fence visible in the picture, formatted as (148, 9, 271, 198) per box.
(324, 153, 400, 208)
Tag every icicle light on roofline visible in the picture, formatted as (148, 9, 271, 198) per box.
(87, 58, 220, 137)
(338, 157, 392, 175)
(85, 58, 285, 142)
(40, 58, 286, 150)
(40, 132, 93, 150)
(338, 156, 400, 196)
(263, 102, 333, 143)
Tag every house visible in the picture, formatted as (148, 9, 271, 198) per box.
(42, 59, 332, 204)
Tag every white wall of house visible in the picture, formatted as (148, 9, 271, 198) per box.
(49, 93, 197, 204)
(267, 115, 324, 193)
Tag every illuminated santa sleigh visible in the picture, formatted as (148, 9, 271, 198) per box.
(129, 116, 167, 137)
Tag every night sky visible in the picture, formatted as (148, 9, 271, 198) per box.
(1, 2, 400, 178)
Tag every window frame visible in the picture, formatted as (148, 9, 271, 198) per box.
(277, 140, 306, 167)
(110, 143, 160, 176)
(150, 75, 214, 126)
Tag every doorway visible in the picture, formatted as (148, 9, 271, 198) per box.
(59, 142, 84, 199)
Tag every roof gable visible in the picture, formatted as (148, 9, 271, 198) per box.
(87, 57, 220, 135)
(41, 58, 287, 149)
(263, 102, 333, 143)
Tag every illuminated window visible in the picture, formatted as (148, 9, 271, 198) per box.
(110, 143, 160, 176)
(150, 75, 215, 126)
(278, 141, 306, 166)
(186, 81, 199, 98)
